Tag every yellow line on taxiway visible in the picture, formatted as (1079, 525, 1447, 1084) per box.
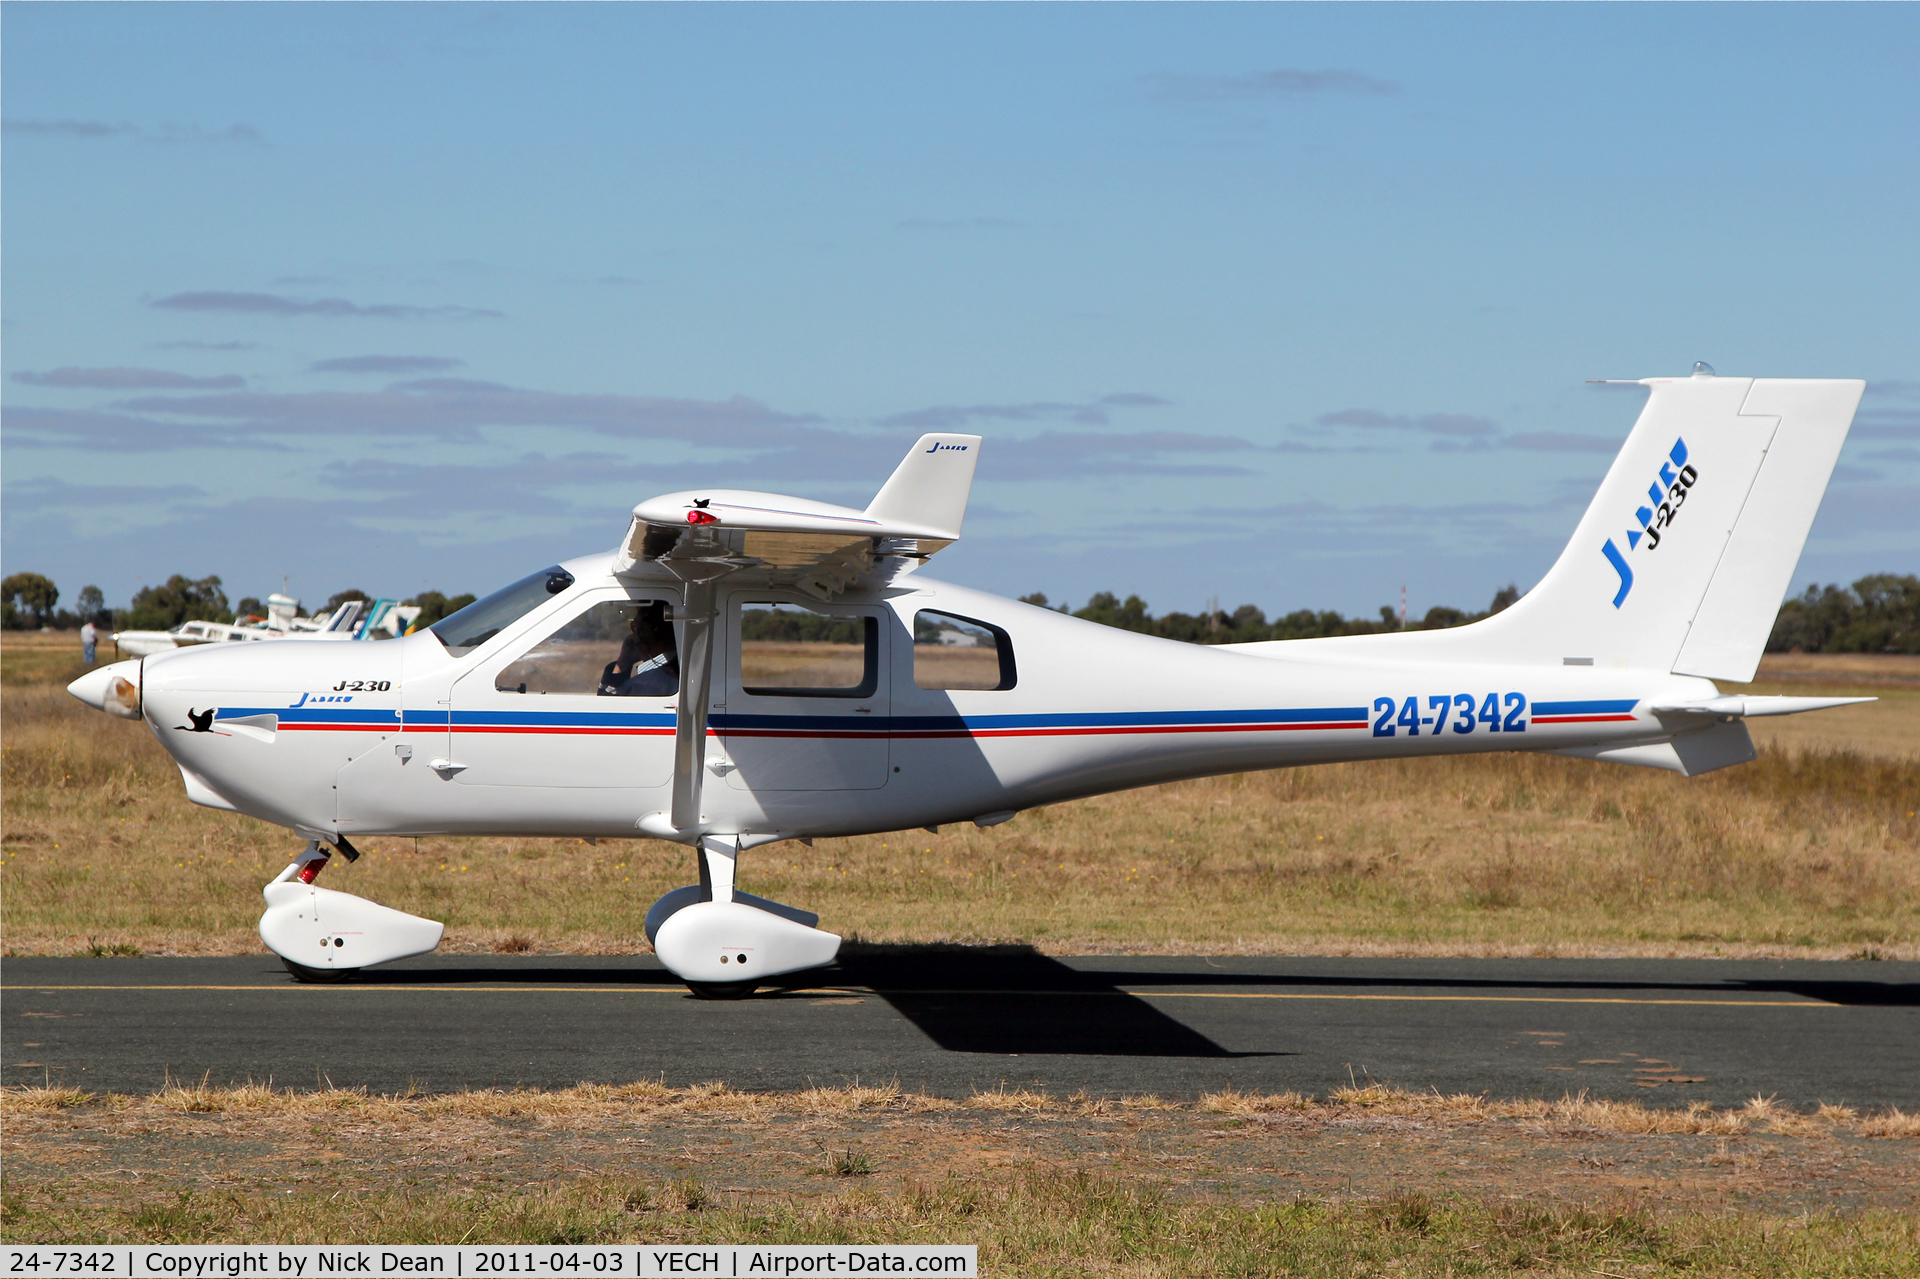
(5, 984, 1839, 1007)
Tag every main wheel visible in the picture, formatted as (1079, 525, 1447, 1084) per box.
(282, 958, 358, 984)
(686, 980, 759, 1000)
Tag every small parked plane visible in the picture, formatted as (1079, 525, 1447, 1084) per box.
(110, 594, 420, 658)
(68, 369, 1872, 997)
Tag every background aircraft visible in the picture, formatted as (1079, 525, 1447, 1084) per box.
(109, 594, 420, 658)
(68, 369, 1870, 997)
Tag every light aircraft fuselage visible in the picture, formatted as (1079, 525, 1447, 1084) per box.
(134, 567, 1734, 844)
(66, 371, 1874, 994)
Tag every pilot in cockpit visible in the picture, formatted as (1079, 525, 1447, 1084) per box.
(597, 602, 680, 696)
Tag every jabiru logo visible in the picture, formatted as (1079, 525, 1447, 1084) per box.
(1601, 438, 1698, 608)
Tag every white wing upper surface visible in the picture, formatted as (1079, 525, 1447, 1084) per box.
(614, 434, 982, 599)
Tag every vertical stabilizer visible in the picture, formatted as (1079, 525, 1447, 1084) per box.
(1266, 374, 1863, 676)
(1485, 373, 1773, 670)
(1459, 373, 1863, 674)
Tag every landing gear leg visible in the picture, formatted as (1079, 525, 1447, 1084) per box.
(276, 844, 352, 983)
(259, 837, 444, 983)
(646, 836, 841, 999)
(683, 840, 755, 1000)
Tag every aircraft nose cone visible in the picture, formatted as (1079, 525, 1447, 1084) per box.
(68, 658, 142, 718)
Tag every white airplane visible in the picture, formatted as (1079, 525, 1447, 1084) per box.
(110, 594, 417, 658)
(67, 369, 1873, 997)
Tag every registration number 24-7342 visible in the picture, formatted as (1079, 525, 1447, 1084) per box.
(1373, 693, 1526, 737)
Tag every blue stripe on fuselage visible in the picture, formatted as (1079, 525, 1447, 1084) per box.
(1531, 699, 1638, 716)
(882, 707, 1367, 733)
(449, 709, 675, 728)
(216, 706, 397, 725)
(234, 704, 1375, 735)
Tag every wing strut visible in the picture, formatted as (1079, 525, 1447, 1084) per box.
(670, 578, 719, 831)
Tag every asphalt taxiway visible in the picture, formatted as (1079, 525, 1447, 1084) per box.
(5, 952, 1915, 1105)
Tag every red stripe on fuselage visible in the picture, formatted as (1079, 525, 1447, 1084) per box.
(911, 721, 1368, 739)
(280, 724, 675, 735)
(278, 723, 396, 732)
(726, 721, 1368, 740)
(449, 726, 675, 736)
(286, 719, 1373, 739)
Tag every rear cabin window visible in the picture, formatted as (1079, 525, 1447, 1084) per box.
(738, 601, 878, 698)
(913, 610, 1016, 690)
(495, 599, 678, 697)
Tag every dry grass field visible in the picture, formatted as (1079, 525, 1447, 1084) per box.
(4, 631, 1916, 958)
(6, 1081, 1919, 1269)
(6, 632, 1918, 1264)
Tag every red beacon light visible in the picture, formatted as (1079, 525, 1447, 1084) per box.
(686, 509, 718, 525)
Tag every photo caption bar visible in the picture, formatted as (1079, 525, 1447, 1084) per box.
(5, 1248, 977, 1279)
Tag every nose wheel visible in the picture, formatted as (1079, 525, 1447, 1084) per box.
(686, 979, 760, 1000)
(281, 957, 357, 984)
(259, 839, 444, 981)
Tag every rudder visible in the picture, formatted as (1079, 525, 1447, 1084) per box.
(1672, 379, 1865, 681)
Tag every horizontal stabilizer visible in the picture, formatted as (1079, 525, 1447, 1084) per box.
(1648, 695, 1876, 718)
(1551, 721, 1756, 776)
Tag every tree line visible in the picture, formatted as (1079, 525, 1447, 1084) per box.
(1765, 574, 1920, 654)
(0, 573, 475, 633)
(1022, 585, 1524, 644)
(5, 569, 1915, 653)
(1037, 573, 1919, 653)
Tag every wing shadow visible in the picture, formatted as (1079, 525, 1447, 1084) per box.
(790, 944, 1276, 1058)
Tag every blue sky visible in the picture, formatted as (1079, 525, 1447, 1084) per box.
(4, 2, 1915, 619)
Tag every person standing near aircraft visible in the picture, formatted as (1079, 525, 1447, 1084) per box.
(80, 617, 98, 665)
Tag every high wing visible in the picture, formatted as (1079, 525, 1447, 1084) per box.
(614, 432, 981, 599)
(616, 433, 982, 837)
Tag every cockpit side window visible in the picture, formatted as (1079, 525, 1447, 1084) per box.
(429, 565, 575, 656)
(494, 599, 679, 696)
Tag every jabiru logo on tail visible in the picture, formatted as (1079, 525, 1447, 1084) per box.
(1602, 437, 1699, 608)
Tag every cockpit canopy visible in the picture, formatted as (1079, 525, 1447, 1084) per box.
(429, 565, 576, 656)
